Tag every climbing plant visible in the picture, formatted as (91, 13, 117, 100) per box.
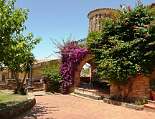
(60, 41, 88, 93)
(87, 3, 155, 84)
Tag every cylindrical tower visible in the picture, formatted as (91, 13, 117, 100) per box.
(151, 3, 155, 8)
(87, 8, 118, 32)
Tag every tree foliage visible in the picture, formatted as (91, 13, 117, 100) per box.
(4, 33, 39, 72)
(42, 61, 61, 81)
(0, 0, 29, 65)
(0, 0, 40, 94)
(87, 3, 155, 84)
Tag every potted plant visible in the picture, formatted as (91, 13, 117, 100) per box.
(150, 80, 155, 100)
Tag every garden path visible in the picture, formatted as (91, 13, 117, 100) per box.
(16, 93, 155, 119)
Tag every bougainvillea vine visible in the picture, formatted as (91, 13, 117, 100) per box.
(60, 41, 88, 93)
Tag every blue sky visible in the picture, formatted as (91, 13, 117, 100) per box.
(16, 0, 154, 60)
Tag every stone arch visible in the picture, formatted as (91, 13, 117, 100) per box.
(73, 53, 95, 87)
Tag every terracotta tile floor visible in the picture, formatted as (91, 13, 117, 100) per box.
(17, 94, 155, 119)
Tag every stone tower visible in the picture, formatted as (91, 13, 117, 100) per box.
(87, 8, 118, 32)
(88, 3, 155, 33)
(151, 3, 155, 8)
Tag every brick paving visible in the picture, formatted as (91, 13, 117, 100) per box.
(17, 94, 155, 119)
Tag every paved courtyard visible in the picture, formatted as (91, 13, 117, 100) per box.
(17, 94, 155, 119)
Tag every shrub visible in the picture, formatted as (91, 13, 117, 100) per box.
(42, 63, 61, 93)
(92, 80, 110, 92)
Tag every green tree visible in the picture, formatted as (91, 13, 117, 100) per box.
(0, 0, 40, 94)
(4, 34, 40, 94)
(0, 0, 28, 65)
(87, 3, 155, 84)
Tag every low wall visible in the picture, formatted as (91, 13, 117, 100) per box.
(0, 79, 17, 90)
(110, 74, 150, 99)
(0, 96, 36, 119)
(33, 82, 44, 91)
(0, 83, 7, 90)
(6, 79, 17, 90)
(0, 79, 44, 91)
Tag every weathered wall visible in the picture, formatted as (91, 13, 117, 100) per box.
(0, 59, 60, 81)
(0, 59, 60, 90)
(110, 74, 150, 99)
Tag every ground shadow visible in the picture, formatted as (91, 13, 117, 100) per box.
(15, 103, 59, 119)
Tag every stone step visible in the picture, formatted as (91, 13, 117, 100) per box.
(33, 88, 44, 92)
(75, 88, 97, 93)
(0, 84, 6, 86)
(74, 88, 102, 100)
(148, 100, 155, 104)
(0, 82, 6, 85)
(144, 102, 155, 112)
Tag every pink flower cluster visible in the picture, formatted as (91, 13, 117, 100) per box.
(60, 41, 88, 93)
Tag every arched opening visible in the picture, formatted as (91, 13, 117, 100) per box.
(80, 63, 92, 88)
(73, 54, 110, 95)
(79, 62, 110, 94)
(73, 54, 94, 87)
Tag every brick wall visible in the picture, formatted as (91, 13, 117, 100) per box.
(110, 74, 150, 99)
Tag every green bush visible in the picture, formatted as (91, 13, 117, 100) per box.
(48, 79, 61, 93)
(42, 63, 61, 93)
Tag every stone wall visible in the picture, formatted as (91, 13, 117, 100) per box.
(0, 59, 60, 83)
(110, 74, 150, 99)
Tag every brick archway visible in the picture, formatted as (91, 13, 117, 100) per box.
(73, 53, 95, 87)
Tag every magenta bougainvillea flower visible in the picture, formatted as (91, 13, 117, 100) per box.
(60, 41, 88, 93)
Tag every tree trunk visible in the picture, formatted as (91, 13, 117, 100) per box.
(13, 70, 27, 95)
(21, 72, 27, 88)
(12, 70, 19, 89)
